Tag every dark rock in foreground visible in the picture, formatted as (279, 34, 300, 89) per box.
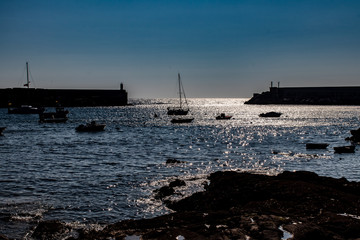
(31, 171, 360, 240)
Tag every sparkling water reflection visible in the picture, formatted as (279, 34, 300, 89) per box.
(1, 98, 360, 238)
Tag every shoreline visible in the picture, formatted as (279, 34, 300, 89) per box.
(8, 170, 360, 240)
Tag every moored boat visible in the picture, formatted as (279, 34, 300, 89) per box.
(171, 118, 194, 124)
(216, 113, 232, 120)
(259, 112, 282, 117)
(76, 121, 106, 132)
(334, 145, 355, 153)
(167, 107, 189, 116)
(7, 62, 45, 114)
(167, 73, 190, 115)
(39, 107, 69, 123)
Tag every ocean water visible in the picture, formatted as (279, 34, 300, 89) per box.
(1, 98, 360, 238)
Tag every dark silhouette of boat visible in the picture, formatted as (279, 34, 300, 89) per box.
(0, 127, 5, 136)
(216, 113, 232, 120)
(306, 143, 329, 149)
(259, 112, 282, 117)
(168, 108, 189, 116)
(167, 73, 190, 115)
(76, 121, 106, 132)
(8, 105, 45, 114)
(168, 107, 189, 116)
(7, 62, 45, 114)
(171, 118, 194, 124)
(334, 145, 355, 153)
(39, 107, 69, 123)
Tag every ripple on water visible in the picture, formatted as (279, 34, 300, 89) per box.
(1, 100, 360, 237)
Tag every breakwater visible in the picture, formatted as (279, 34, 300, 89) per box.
(0, 84, 127, 107)
(245, 86, 360, 105)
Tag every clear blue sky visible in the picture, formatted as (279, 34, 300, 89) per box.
(1, 0, 360, 98)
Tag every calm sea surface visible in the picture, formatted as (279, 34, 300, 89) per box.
(1, 98, 360, 238)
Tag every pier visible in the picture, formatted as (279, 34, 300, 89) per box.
(0, 84, 128, 108)
(245, 86, 360, 105)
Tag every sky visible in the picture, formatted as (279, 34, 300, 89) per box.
(1, 0, 360, 98)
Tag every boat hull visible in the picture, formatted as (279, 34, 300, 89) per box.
(334, 146, 355, 153)
(216, 114, 232, 120)
(39, 108, 69, 123)
(259, 112, 282, 117)
(171, 118, 194, 124)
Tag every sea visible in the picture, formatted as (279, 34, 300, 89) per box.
(1, 98, 360, 239)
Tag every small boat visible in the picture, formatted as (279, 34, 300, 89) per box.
(0, 127, 5, 136)
(76, 121, 106, 132)
(259, 112, 282, 117)
(306, 143, 329, 149)
(167, 73, 190, 115)
(216, 113, 232, 120)
(39, 107, 69, 123)
(8, 105, 45, 114)
(334, 145, 355, 154)
(171, 118, 194, 124)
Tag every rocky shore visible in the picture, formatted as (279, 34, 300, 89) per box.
(4, 170, 360, 240)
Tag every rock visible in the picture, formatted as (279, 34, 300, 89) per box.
(31, 220, 69, 240)
(154, 186, 175, 199)
(27, 171, 360, 240)
(0, 234, 9, 240)
(169, 179, 186, 188)
(346, 128, 360, 142)
(292, 224, 329, 240)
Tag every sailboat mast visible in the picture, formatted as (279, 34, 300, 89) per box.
(178, 73, 182, 108)
(25, 62, 30, 88)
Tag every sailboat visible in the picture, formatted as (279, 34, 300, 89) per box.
(168, 73, 194, 123)
(167, 73, 190, 115)
(8, 62, 45, 114)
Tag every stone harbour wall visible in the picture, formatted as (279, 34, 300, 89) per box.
(245, 86, 360, 105)
(0, 87, 128, 107)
